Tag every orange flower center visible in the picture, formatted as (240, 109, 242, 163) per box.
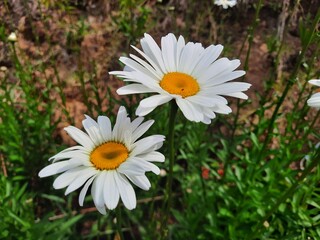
(159, 72, 200, 98)
(90, 142, 128, 170)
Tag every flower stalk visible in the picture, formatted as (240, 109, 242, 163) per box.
(116, 207, 125, 240)
(160, 101, 178, 238)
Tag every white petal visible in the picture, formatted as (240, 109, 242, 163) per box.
(64, 126, 95, 150)
(139, 95, 172, 108)
(117, 160, 146, 176)
(39, 160, 81, 178)
(129, 54, 163, 79)
(79, 175, 95, 206)
(53, 166, 87, 189)
(137, 151, 165, 162)
(117, 84, 155, 95)
(127, 175, 151, 190)
(49, 146, 89, 160)
(203, 107, 216, 119)
(208, 82, 251, 95)
(96, 205, 107, 215)
(175, 35, 186, 70)
(91, 171, 107, 213)
(119, 56, 161, 79)
(192, 44, 223, 76)
(309, 79, 320, 87)
(127, 71, 163, 92)
(140, 33, 166, 73)
(132, 44, 165, 75)
(186, 95, 217, 107)
(123, 130, 132, 150)
(132, 120, 154, 142)
(65, 168, 97, 195)
(136, 105, 158, 116)
(179, 42, 197, 74)
(223, 92, 249, 99)
(211, 104, 232, 114)
(140, 159, 160, 174)
(82, 116, 103, 146)
(123, 157, 160, 174)
(308, 94, 320, 108)
(176, 98, 204, 122)
(103, 171, 120, 210)
(98, 116, 112, 142)
(130, 117, 144, 132)
(112, 106, 129, 140)
(197, 58, 231, 83)
(181, 43, 204, 75)
(202, 116, 212, 124)
(204, 70, 246, 87)
(114, 173, 136, 210)
(50, 150, 89, 163)
(131, 135, 165, 156)
(161, 33, 177, 72)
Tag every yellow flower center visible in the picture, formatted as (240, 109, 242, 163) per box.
(90, 142, 129, 170)
(159, 72, 200, 98)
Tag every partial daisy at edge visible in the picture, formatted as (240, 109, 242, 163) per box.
(307, 79, 320, 109)
(110, 33, 251, 124)
(214, 0, 237, 9)
(38, 106, 165, 214)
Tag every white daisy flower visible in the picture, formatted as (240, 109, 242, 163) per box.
(307, 79, 320, 109)
(7, 32, 17, 42)
(110, 33, 251, 124)
(8, 32, 17, 42)
(38, 106, 165, 214)
(214, 0, 237, 9)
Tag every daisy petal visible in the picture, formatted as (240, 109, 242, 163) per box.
(139, 94, 172, 108)
(127, 175, 151, 190)
(136, 105, 158, 116)
(137, 151, 165, 162)
(309, 79, 320, 87)
(115, 173, 136, 210)
(103, 171, 120, 210)
(91, 172, 107, 214)
(39, 160, 81, 178)
(64, 126, 95, 149)
(98, 116, 112, 142)
(132, 120, 155, 142)
(117, 84, 155, 95)
(53, 166, 87, 189)
(131, 135, 165, 156)
(65, 168, 97, 195)
(79, 176, 95, 206)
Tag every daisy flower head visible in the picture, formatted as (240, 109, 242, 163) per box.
(307, 79, 320, 109)
(38, 106, 165, 214)
(214, 0, 237, 9)
(110, 33, 251, 124)
(7, 32, 17, 42)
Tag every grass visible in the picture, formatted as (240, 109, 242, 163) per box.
(0, 0, 320, 239)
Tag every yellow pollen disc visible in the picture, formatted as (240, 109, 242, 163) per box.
(90, 142, 129, 170)
(159, 72, 200, 98)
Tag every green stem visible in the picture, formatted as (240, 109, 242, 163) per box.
(250, 146, 320, 239)
(160, 101, 178, 239)
(115, 207, 125, 240)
